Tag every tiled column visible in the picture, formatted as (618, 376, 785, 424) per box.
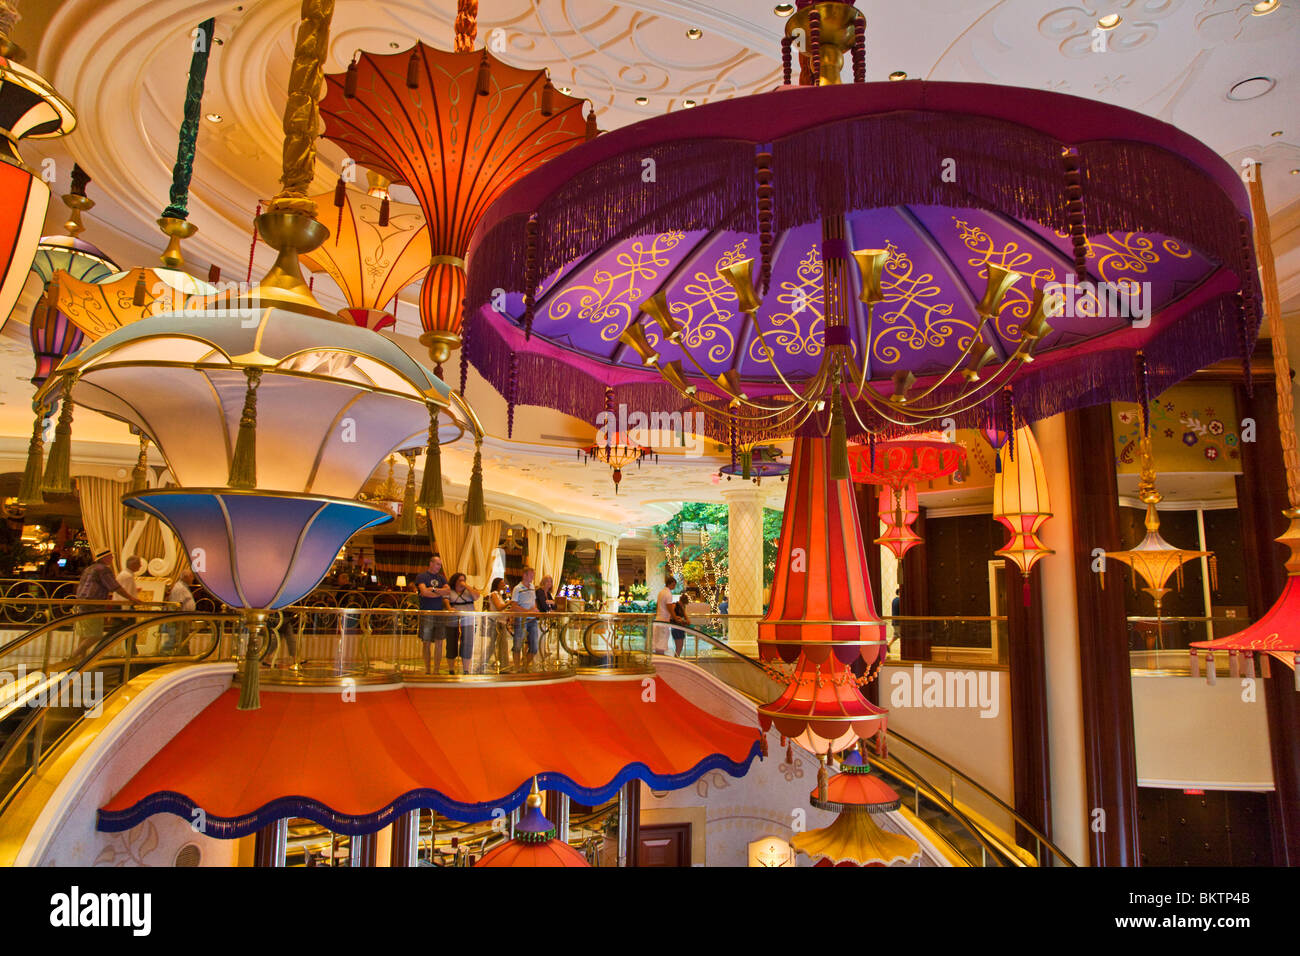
(723, 486, 767, 649)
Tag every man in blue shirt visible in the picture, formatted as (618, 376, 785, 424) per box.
(415, 554, 451, 675)
(511, 566, 540, 671)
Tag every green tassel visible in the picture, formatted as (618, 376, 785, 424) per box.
(126, 434, 149, 522)
(464, 439, 486, 526)
(741, 449, 753, 481)
(41, 381, 76, 495)
(18, 411, 46, 506)
(828, 386, 850, 481)
(237, 616, 263, 711)
(398, 453, 418, 535)
(417, 407, 444, 510)
(228, 367, 262, 489)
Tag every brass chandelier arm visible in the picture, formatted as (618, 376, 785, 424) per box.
(853, 349, 1029, 425)
(669, 324, 794, 413)
(744, 312, 838, 407)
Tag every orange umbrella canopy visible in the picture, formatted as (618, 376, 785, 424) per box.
(302, 179, 431, 331)
(320, 43, 591, 364)
(98, 678, 761, 837)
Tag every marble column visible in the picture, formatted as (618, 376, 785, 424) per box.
(1034, 413, 1089, 865)
(645, 542, 666, 598)
(723, 486, 767, 649)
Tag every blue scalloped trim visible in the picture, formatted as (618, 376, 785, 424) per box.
(97, 743, 762, 838)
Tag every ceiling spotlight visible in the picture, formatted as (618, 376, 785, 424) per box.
(686, 27, 703, 39)
(205, 113, 223, 123)
(1272, 130, 1284, 136)
(1291, 169, 1300, 175)
(1252, 0, 1280, 14)
(635, 96, 649, 106)
(888, 71, 907, 81)
(775, 3, 795, 16)
(1097, 13, 1122, 29)
(558, 86, 572, 94)
(683, 99, 697, 108)
(389, 42, 399, 49)
(1227, 76, 1276, 101)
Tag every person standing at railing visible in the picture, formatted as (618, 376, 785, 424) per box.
(670, 592, 692, 658)
(653, 575, 677, 655)
(511, 567, 540, 672)
(415, 554, 452, 675)
(446, 573, 479, 675)
(160, 569, 196, 655)
(66, 550, 137, 664)
(485, 577, 513, 670)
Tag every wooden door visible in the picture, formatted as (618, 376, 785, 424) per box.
(637, 823, 691, 867)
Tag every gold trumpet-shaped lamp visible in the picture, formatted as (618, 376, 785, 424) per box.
(620, 224, 1055, 451)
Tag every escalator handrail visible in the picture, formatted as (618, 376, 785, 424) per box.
(672, 623, 1076, 867)
(0, 613, 240, 814)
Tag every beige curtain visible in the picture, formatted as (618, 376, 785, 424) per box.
(540, 534, 567, 585)
(427, 508, 465, 571)
(75, 477, 185, 583)
(597, 540, 619, 610)
(458, 519, 502, 590)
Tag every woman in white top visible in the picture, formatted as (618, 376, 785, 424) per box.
(445, 573, 479, 675)
(653, 575, 677, 655)
(485, 577, 513, 671)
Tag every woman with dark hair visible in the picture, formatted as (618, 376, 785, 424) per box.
(670, 591, 692, 658)
(485, 576, 513, 671)
(446, 572, 479, 675)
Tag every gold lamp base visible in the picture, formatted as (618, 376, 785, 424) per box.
(786, 2, 861, 85)
(157, 216, 198, 271)
(252, 211, 339, 320)
(419, 330, 462, 368)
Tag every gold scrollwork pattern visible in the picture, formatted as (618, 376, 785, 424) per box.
(870, 242, 968, 368)
(748, 244, 825, 364)
(649, 240, 748, 364)
(953, 218, 1058, 346)
(544, 231, 684, 342)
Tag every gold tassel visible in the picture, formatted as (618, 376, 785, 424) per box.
(541, 77, 555, 116)
(398, 451, 418, 535)
(758, 732, 768, 758)
(228, 367, 263, 489)
(126, 433, 149, 522)
(131, 269, 147, 307)
(417, 405, 444, 509)
(41, 379, 76, 495)
(237, 620, 261, 711)
(585, 105, 598, 141)
(785, 742, 793, 765)
(817, 756, 829, 802)
(464, 437, 486, 526)
(18, 410, 46, 506)
(1209, 554, 1218, 591)
(828, 385, 849, 481)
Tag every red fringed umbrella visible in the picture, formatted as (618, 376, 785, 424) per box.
(319, 41, 593, 369)
(758, 436, 887, 784)
(847, 438, 964, 558)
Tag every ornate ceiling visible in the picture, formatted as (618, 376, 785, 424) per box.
(2, 0, 1298, 525)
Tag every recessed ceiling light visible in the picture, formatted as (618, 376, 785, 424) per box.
(1252, 0, 1280, 15)
(1227, 76, 1276, 101)
(635, 96, 649, 106)
(389, 42, 399, 49)
(774, 3, 795, 16)
(1272, 130, 1284, 136)
(558, 86, 571, 94)
(683, 99, 697, 108)
(686, 27, 703, 40)
(888, 71, 907, 81)
(1292, 169, 1300, 175)
(205, 113, 223, 123)
(1097, 13, 1121, 29)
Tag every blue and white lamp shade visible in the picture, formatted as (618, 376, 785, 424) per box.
(123, 489, 391, 610)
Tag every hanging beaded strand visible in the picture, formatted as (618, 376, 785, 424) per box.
(245, 201, 262, 283)
(781, 35, 792, 86)
(757, 151, 774, 294)
(523, 214, 539, 341)
(808, 7, 821, 85)
(852, 14, 866, 83)
(1238, 217, 1257, 398)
